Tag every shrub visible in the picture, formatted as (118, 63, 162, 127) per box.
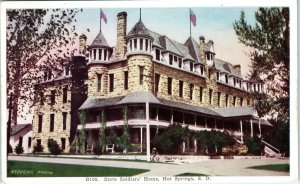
(197, 130, 235, 155)
(118, 126, 131, 153)
(244, 136, 264, 155)
(14, 144, 24, 154)
(153, 124, 189, 154)
(93, 142, 102, 156)
(33, 144, 44, 155)
(47, 139, 62, 155)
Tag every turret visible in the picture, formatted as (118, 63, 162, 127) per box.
(88, 32, 112, 62)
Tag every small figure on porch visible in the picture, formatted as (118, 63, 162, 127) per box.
(151, 147, 159, 162)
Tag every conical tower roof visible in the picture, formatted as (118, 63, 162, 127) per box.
(127, 20, 153, 40)
(89, 32, 110, 49)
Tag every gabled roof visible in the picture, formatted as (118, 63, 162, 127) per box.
(11, 124, 32, 136)
(205, 40, 215, 53)
(127, 20, 153, 39)
(184, 36, 202, 64)
(89, 31, 110, 49)
(215, 59, 242, 78)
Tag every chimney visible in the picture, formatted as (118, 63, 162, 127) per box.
(79, 34, 87, 55)
(234, 64, 241, 75)
(199, 36, 205, 62)
(115, 12, 127, 59)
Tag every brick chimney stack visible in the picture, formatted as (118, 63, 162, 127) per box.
(234, 65, 241, 75)
(199, 36, 205, 62)
(115, 12, 127, 59)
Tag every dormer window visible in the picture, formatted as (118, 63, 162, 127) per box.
(179, 58, 182, 68)
(155, 48, 160, 61)
(200, 66, 204, 75)
(233, 78, 236, 86)
(47, 71, 52, 81)
(225, 74, 228, 84)
(216, 72, 220, 81)
(174, 56, 177, 65)
(190, 62, 194, 72)
(206, 53, 212, 60)
(169, 54, 173, 65)
(64, 66, 70, 76)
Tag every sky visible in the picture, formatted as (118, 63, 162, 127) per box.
(75, 7, 258, 77)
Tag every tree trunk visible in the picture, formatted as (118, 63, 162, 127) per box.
(12, 59, 21, 125)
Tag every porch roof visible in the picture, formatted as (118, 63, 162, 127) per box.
(117, 91, 162, 104)
(79, 96, 124, 110)
(158, 98, 220, 116)
(214, 106, 257, 118)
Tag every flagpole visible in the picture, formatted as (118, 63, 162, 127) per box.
(100, 9, 102, 32)
(189, 8, 191, 37)
(139, 8, 141, 21)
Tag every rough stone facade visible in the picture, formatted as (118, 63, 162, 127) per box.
(32, 79, 71, 152)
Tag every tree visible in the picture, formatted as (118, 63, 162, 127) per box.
(33, 143, 44, 156)
(99, 110, 107, 153)
(233, 8, 289, 120)
(47, 139, 62, 155)
(6, 9, 82, 125)
(14, 143, 24, 155)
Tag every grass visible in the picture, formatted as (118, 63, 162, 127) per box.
(248, 164, 289, 173)
(7, 161, 149, 177)
(176, 173, 208, 176)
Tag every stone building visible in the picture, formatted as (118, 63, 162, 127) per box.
(32, 11, 271, 154)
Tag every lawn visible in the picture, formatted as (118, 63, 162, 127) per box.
(176, 173, 208, 176)
(7, 161, 149, 177)
(248, 164, 289, 173)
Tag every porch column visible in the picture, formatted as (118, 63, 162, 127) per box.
(156, 107, 159, 135)
(171, 109, 174, 124)
(259, 118, 262, 137)
(146, 101, 150, 162)
(140, 127, 143, 152)
(250, 119, 253, 137)
(214, 119, 217, 129)
(240, 120, 243, 143)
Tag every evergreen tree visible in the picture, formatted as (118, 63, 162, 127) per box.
(233, 8, 289, 121)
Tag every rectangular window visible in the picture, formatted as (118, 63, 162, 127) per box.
(104, 50, 107, 60)
(40, 92, 44, 106)
(179, 80, 183, 97)
(99, 49, 102, 60)
(28, 137, 32, 147)
(61, 138, 66, 150)
(167, 77, 172, 95)
(155, 49, 160, 61)
(239, 80, 242, 88)
(62, 112, 67, 130)
(145, 39, 148, 51)
(47, 71, 52, 80)
(217, 92, 221, 106)
(93, 49, 96, 60)
(234, 78, 236, 86)
(208, 70, 211, 79)
(174, 56, 177, 63)
(63, 86, 67, 103)
(50, 90, 55, 105)
(190, 62, 194, 72)
(65, 66, 70, 76)
(19, 136, 23, 147)
(139, 66, 144, 85)
(200, 66, 204, 75)
(225, 75, 228, 84)
(233, 96, 236, 106)
(240, 98, 243, 106)
(44, 71, 48, 81)
(209, 89, 213, 105)
(97, 74, 102, 92)
(50, 114, 55, 132)
(190, 84, 194, 100)
(89, 50, 92, 59)
(199, 87, 203, 102)
(169, 54, 173, 65)
(155, 73, 160, 95)
(124, 71, 128, 90)
(109, 74, 114, 92)
(37, 139, 41, 147)
(38, 115, 43, 133)
(134, 39, 137, 50)
(140, 39, 143, 50)
(178, 58, 182, 68)
(225, 94, 229, 107)
(217, 72, 220, 81)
